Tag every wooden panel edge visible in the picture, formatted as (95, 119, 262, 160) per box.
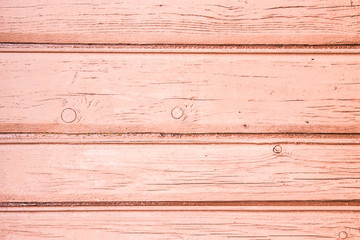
(0, 133, 359, 145)
(1, 43, 360, 54)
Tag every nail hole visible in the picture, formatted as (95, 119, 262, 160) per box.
(339, 231, 347, 239)
(273, 145, 282, 154)
(61, 108, 77, 123)
(171, 107, 184, 119)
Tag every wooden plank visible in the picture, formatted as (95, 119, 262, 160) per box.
(1, 0, 360, 45)
(1, 138, 360, 202)
(1, 207, 359, 239)
(1, 50, 360, 133)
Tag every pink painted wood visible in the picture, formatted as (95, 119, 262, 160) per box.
(1, 47, 360, 133)
(1, 0, 360, 237)
(1, 0, 360, 44)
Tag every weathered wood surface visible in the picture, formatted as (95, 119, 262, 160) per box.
(1, 135, 360, 202)
(1, 207, 359, 239)
(1, 0, 360, 238)
(1, 0, 360, 45)
(1, 50, 360, 133)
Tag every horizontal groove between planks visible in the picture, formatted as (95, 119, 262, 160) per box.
(2, 43, 360, 54)
(0, 133, 360, 145)
(2, 200, 360, 208)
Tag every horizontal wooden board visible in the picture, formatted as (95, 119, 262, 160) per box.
(1, 138, 360, 202)
(1, 0, 360, 45)
(1, 51, 360, 133)
(1, 207, 359, 239)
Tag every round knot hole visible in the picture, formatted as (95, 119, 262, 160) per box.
(61, 108, 77, 123)
(273, 145, 282, 154)
(171, 107, 184, 119)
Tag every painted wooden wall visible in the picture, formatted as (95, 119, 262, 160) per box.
(1, 1, 360, 239)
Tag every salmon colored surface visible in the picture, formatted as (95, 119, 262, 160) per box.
(1, 0, 360, 239)
(1, 0, 360, 44)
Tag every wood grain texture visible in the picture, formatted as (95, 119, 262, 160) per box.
(2, 1, 360, 237)
(1, 207, 359, 239)
(1, 0, 360, 45)
(1, 139, 360, 202)
(0, 53, 360, 133)
(1, 51, 360, 133)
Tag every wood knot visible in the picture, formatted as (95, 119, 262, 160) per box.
(339, 231, 348, 239)
(273, 145, 282, 154)
(171, 107, 184, 119)
(350, 0, 360, 8)
(61, 108, 77, 123)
